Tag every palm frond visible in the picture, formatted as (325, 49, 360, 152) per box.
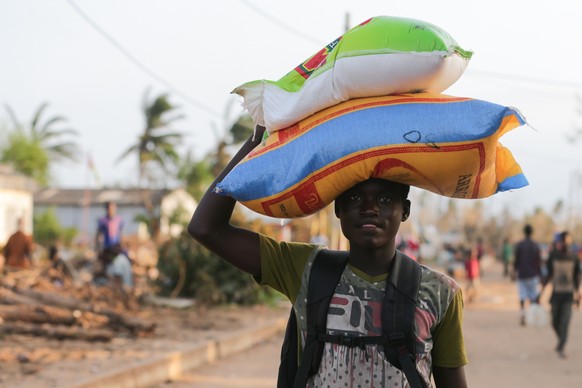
(4, 104, 22, 130)
(38, 116, 74, 136)
(31, 102, 50, 132)
(116, 144, 139, 163)
(46, 142, 80, 162)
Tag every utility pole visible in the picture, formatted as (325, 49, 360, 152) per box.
(344, 12, 351, 33)
(567, 169, 582, 231)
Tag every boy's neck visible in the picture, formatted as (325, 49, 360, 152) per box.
(347, 246, 396, 276)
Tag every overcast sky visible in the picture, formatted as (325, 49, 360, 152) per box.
(1, 0, 581, 218)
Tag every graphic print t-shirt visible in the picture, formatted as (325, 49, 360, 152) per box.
(258, 234, 467, 388)
(547, 250, 580, 303)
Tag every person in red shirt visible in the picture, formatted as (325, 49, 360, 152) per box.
(465, 245, 480, 303)
(3, 218, 33, 270)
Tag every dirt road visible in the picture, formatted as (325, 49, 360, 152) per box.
(154, 258, 582, 388)
(462, 259, 582, 388)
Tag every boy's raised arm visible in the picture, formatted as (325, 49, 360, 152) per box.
(188, 125, 266, 277)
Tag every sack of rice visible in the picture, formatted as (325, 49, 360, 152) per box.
(233, 16, 473, 132)
(216, 93, 528, 218)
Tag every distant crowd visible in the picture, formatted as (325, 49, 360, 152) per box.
(438, 225, 581, 360)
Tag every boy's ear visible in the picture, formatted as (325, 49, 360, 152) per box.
(401, 199, 411, 222)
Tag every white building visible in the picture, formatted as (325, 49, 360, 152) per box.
(0, 165, 37, 245)
(34, 187, 197, 244)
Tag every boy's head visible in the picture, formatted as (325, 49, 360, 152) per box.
(105, 201, 117, 217)
(560, 231, 571, 245)
(334, 179, 411, 249)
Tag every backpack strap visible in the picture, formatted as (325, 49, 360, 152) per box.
(382, 251, 425, 388)
(277, 307, 298, 388)
(293, 248, 349, 388)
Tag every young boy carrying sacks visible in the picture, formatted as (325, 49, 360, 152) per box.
(188, 126, 468, 387)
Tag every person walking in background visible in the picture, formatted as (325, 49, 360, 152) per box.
(539, 231, 580, 359)
(95, 201, 124, 254)
(465, 245, 480, 303)
(501, 237, 513, 278)
(512, 224, 542, 326)
(475, 237, 485, 277)
(3, 218, 34, 270)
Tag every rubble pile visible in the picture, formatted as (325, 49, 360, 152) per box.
(0, 269, 156, 342)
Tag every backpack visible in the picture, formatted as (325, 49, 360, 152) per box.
(277, 249, 425, 388)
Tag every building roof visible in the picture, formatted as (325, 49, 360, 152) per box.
(0, 164, 38, 191)
(34, 188, 173, 207)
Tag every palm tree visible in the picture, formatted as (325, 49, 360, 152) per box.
(5, 103, 79, 162)
(208, 103, 255, 176)
(2, 103, 79, 185)
(178, 99, 254, 200)
(117, 90, 184, 186)
(566, 93, 582, 143)
(177, 152, 214, 201)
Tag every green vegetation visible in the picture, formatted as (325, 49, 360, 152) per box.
(1, 103, 78, 186)
(155, 231, 278, 305)
(33, 208, 78, 247)
(117, 90, 184, 187)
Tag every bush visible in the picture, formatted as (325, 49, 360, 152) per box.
(33, 208, 78, 247)
(156, 231, 278, 306)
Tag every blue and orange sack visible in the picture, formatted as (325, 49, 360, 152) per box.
(216, 93, 528, 218)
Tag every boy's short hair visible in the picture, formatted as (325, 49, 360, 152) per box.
(343, 179, 410, 201)
(393, 181, 410, 202)
(334, 179, 410, 217)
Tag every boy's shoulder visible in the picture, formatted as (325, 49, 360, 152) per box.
(419, 264, 462, 295)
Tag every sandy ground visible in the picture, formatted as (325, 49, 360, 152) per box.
(2, 257, 582, 388)
(0, 303, 289, 388)
(462, 259, 582, 388)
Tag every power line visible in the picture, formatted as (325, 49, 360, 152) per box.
(239, 2, 581, 93)
(238, 0, 326, 47)
(64, 0, 222, 117)
(66, 0, 582, 112)
(516, 149, 581, 165)
(466, 69, 582, 90)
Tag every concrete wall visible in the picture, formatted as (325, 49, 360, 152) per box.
(0, 189, 33, 245)
(159, 188, 197, 238)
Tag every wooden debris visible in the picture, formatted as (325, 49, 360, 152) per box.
(0, 322, 114, 342)
(0, 268, 156, 342)
(0, 304, 76, 326)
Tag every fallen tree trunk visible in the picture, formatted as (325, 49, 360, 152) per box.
(0, 304, 77, 325)
(0, 282, 156, 335)
(0, 322, 114, 342)
(0, 286, 43, 306)
(13, 286, 93, 311)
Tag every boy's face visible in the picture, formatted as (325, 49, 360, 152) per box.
(335, 179, 410, 250)
(107, 203, 116, 217)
